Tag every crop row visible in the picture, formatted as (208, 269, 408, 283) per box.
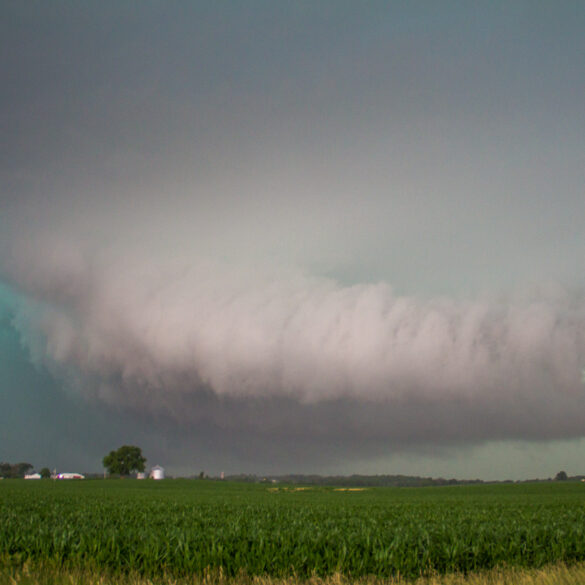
(1, 481, 585, 579)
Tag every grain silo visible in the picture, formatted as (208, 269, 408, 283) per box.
(150, 465, 165, 480)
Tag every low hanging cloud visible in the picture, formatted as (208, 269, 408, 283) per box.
(3, 236, 585, 460)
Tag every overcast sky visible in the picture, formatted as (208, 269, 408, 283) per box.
(2, 2, 585, 479)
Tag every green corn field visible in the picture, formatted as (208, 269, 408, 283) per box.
(1, 480, 585, 581)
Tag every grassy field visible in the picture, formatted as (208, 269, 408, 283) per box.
(3, 562, 585, 585)
(2, 480, 585, 583)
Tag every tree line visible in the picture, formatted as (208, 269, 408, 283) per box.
(0, 462, 38, 478)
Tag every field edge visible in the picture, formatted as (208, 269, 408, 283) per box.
(3, 561, 585, 585)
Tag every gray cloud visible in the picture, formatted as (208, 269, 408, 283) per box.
(2, 3, 585, 475)
(3, 239, 585, 464)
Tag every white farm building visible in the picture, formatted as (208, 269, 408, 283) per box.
(150, 465, 165, 480)
(57, 472, 85, 479)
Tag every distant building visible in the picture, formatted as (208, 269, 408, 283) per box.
(57, 472, 85, 479)
(150, 465, 165, 480)
(136, 472, 146, 480)
(24, 473, 41, 480)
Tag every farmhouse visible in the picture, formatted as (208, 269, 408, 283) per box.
(57, 472, 85, 479)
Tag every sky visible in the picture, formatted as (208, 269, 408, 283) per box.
(1, 2, 585, 480)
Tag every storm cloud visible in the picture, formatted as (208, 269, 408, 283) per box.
(3, 238, 585, 454)
(2, 3, 585, 475)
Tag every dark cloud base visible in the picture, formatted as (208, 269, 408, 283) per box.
(3, 298, 585, 476)
(3, 244, 585, 475)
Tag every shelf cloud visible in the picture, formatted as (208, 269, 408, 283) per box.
(2, 3, 585, 475)
(4, 236, 585, 459)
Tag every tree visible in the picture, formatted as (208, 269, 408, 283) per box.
(40, 467, 52, 479)
(0, 462, 33, 478)
(555, 470, 568, 481)
(15, 462, 33, 478)
(103, 445, 146, 476)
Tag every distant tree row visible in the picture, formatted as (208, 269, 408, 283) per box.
(223, 473, 485, 487)
(0, 462, 33, 478)
(0, 463, 54, 478)
(224, 473, 584, 487)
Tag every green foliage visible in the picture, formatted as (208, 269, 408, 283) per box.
(39, 468, 52, 479)
(2, 481, 585, 580)
(102, 446, 146, 476)
(0, 462, 33, 478)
